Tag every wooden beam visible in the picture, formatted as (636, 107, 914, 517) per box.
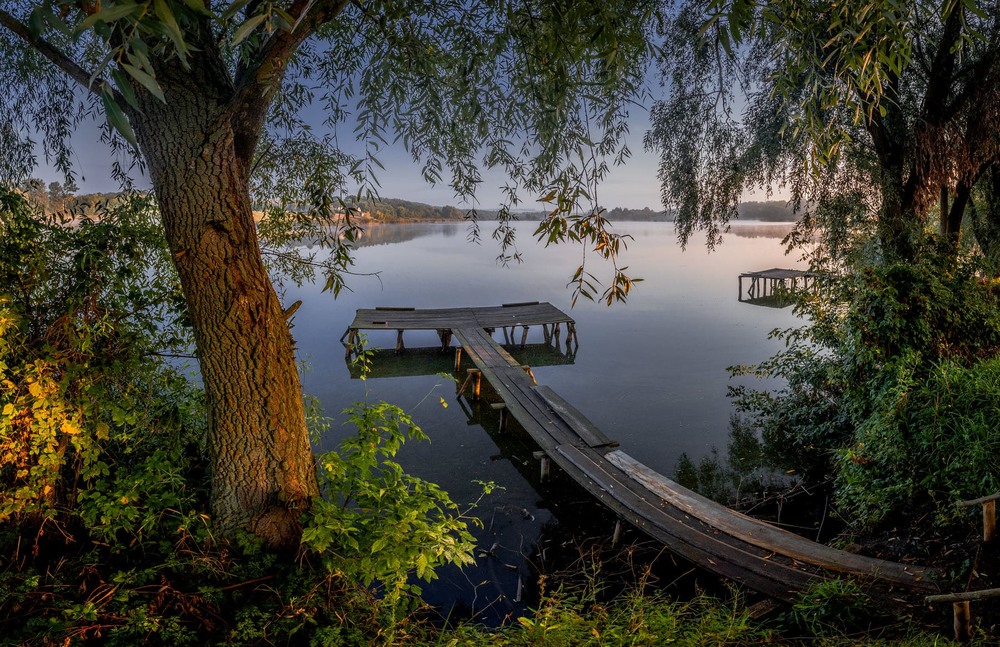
(926, 588, 1000, 604)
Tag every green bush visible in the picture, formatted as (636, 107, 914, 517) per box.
(302, 400, 479, 613)
(837, 355, 1000, 529)
(733, 251, 1000, 534)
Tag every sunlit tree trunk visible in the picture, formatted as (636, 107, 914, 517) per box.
(132, 53, 318, 548)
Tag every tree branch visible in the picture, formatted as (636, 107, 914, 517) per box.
(0, 8, 107, 100)
(228, 0, 351, 172)
(232, 0, 350, 100)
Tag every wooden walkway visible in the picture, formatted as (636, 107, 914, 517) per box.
(342, 302, 938, 601)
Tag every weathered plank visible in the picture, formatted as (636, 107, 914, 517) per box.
(605, 450, 935, 590)
(533, 385, 618, 449)
(555, 443, 818, 599)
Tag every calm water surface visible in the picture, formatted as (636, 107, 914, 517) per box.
(282, 220, 804, 620)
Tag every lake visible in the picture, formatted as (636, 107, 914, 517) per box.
(281, 220, 805, 621)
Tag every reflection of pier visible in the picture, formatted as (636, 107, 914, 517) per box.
(343, 343, 575, 379)
(341, 302, 937, 601)
(738, 268, 817, 307)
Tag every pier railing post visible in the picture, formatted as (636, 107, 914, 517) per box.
(958, 492, 999, 543)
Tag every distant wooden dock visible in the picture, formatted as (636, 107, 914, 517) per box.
(739, 268, 818, 307)
(341, 302, 937, 601)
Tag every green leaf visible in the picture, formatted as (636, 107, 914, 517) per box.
(77, 3, 141, 33)
(181, 0, 213, 16)
(100, 88, 138, 147)
(153, 0, 189, 64)
(110, 69, 140, 110)
(121, 63, 165, 103)
(220, 0, 253, 21)
(231, 13, 267, 45)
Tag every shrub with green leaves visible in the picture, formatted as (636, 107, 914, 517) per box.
(837, 355, 1000, 529)
(0, 187, 199, 535)
(302, 401, 478, 612)
(733, 249, 1000, 534)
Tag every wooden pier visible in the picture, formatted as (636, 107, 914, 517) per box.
(341, 302, 937, 601)
(341, 301, 577, 357)
(739, 268, 818, 307)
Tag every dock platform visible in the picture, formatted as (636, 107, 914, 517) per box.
(341, 302, 937, 601)
(739, 268, 818, 307)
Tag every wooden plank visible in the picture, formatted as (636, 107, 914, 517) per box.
(554, 444, 818, 600)
(605, 451, 937, 589)
(958, 492, 1000, 507)
(533, 385, 618, 449)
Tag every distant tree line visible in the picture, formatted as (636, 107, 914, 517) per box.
(18, 177, 129, 217)
(19, 182, 797, 224)
(351, 200, 797, 222)
(735, 201, 798, 222)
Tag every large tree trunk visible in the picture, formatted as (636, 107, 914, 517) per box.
(132, 57, 319, 548)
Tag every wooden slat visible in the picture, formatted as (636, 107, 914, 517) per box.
(533, 385, 618, 449)
(555, 444, 817, 600)
(605, 451, 935, 590)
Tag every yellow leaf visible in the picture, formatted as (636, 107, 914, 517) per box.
(61, 420, 80, 435)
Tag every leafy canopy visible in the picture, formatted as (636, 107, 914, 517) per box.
(0, 0, 661, 303)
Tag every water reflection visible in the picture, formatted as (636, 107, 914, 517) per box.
(287, 220, 806, 621)
(672, 415, 835, 540)
(344, 343, 575, 379)
(728, 222, 796, 239)
(348, 222, 465, 248)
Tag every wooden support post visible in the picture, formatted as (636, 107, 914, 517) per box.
(926, 587, 1000, 642)
(469, 368, 482, 399)
(612, 519, 623, 547)
(954, 601, 972, 643)
(454, 347, 463, 372)
(985, 499, 996, 543)
(533, 451, 550, 481)
(437, 329, 452, 351)
(542, 323, 551, 343)
(343, 329, 357, 358)
(520, 325, 529, 349)
(458, 372, 474, 396)
(958, 492, 1000, 543)
(502, 326, 511, 345)
(395, 329, 405, 354)
(490, 402, 507, 432)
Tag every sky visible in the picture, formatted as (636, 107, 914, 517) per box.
(38, 101, 668, 211)
(39, 104, 782, 211)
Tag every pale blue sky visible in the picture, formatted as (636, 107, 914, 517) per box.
(38, 103, 668, 211)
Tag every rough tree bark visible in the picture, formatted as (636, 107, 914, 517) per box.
(131, 48, 319, 548)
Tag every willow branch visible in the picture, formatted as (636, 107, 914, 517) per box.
(229, 0, 350, 166)
(0, 9, 111, 101)
(232, 0, 349, 101)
